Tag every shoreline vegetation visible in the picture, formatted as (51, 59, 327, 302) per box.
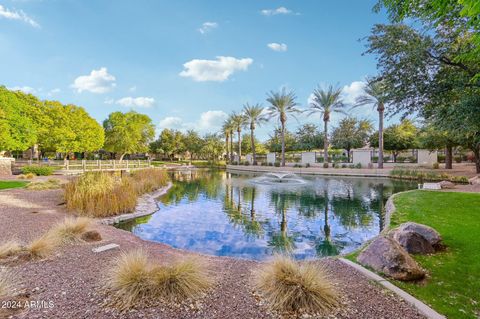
(64, 168, 169, 217)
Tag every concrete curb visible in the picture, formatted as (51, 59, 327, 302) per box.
(101, 182, 173, 225)
(339, 258, 446, 319)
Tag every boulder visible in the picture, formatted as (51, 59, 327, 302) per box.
(439, 180, 455, 189)
(81, 230, 102, 242)
(357, 236, 425, 281)
(390, 230, 435, 254)
(394, 222, 442, 250)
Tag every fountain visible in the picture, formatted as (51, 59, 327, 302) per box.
(250, 172, 307, 185)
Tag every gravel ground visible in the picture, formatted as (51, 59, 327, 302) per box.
(0, 186, 426, 319)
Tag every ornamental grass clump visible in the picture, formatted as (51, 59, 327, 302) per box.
(0, 267, 13, 297)
(26, 178, 62, 190)
(254, 255, 339, 315)
(105, 250, 212, 310)
(65, 169, 169, 217)
(26, 234, 59, 259)
(0, 240, 22, 259)
(47, 217, 91, 244)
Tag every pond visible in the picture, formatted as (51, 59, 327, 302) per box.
(116, 170, 417, 260)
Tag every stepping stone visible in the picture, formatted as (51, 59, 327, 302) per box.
(92, 243, 119, 253)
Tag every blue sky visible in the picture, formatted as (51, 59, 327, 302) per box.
(0, 0, 393, 140)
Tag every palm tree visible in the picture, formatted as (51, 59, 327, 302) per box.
(230, 112, 248, 161)
(354, 78, 387, 169)
(221, 119, 234, 163)
(243, 103, 266, 165)
(308, 85, 346, 164)
(266, 88, 301, 166)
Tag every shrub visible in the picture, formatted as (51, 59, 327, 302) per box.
(21, 165, 54, 176)
(454, 156, 462, 163)
(47, 217, 91, 244)
(254, 256, 339, 314)
(451, 176, 469, 184)
(323, 163, 329, 168)
(26, 234, 59, 259)
(274, 162, 281, 167)
(244, 161, 250, 166)
(355, 163, 362, 169)
(348, 164, 355, 169)
(0, 240, 22, 259)
(151, 258, 212, 301)
(0, 267, 13, 297)
(105, 250, 212, 310)
(432, 162, 440, 169)
(341, 164, 347, 168)
(26, 178, 61, 190)
(305, 163, 311, 168)
(268, 162, 273, 167)
(437, 155, 446, 163)
(293, 164, 303, 168)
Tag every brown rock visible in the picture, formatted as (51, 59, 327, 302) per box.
(357, 236, 425, 281)
(390, 230, 435, 254)
(439, 180, 455, 189)
(81, 230, 102, 242)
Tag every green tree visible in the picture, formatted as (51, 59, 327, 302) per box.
(266, 127, 297, 153)
(221, 119, 234, 163)
(418, 124, 459, 169)
(242, 103, 266, 164)
(308, 85, 347, 163)
(240, 133, 267, 155)
(370, 119, 418, 162)
(331, 118, 373, 162)
(103, 111, 155, 160)
(294, 123, 324, 151)
(266, 88, 301, 166)
(151, 129, 185, 160)
(354, 79, 388, 168)
(201, 133, 224, 161)
(183, 129, 203, 160)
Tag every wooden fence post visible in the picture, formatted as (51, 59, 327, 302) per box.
(82, 159, 86, 172)
(126, 160, 129, 170)
(113, 160, 116, 170)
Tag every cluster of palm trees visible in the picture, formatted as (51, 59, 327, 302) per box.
(222, 78, 387, 168)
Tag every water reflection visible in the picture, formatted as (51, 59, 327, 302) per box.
(116, 170, 416, 260)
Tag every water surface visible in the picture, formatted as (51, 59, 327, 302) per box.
(117, 170, 416, 260)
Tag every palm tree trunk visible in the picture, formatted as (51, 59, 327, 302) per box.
(378, 108, 384, 169)
(323, 120, 329, 163)
(474, 144, 480, 174)
(251, 128, 256, 164)
(225, 134, 229, 163)
(230, 133, 233, 163)
(445, 145, 453, 169)
(237, 130, 242, 160)
(281, 122, 286, 166)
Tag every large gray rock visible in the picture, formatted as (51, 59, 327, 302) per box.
(394, 222, 442, 250)
(391, 230, 435, 254)
(357, 236, 425, 281)
(439, 180, 455, 189)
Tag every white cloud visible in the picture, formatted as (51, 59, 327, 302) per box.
(71, 67, 116, 93)
(198, 21, 218, 34)
(267, 43, 288, 52)
(341, 81, 366, 104)
(261, 7, 292, 16)
(104, 98, 114, 105)
(0, 4, 39, 28)
(179, 56, 253, 82)
(47, 88, 61, 97)
(128, 86, 137, 92)
(7, 86, 36, 94)
(116, 96, 155, 108)
(158, 110, 228, 134)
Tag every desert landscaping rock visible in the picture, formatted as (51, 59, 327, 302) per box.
(395, 222, 443, 250)
(81, 230, 102, 242)
(357, 236, 426, 281)
(439, 180, 455, 189)
(390, 230, 435, 254)
(92, 243, 119, 253)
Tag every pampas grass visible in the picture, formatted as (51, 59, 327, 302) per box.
(0, 240, 22, 259)
(65, 169, 169, 217)
(105, 250, 212, 310)
(254, 255, 339, 314)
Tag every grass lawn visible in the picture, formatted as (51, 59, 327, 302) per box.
(390, 190, 480, 319)
(0, 180, 28, 190)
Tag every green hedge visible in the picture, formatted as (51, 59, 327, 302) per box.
(21, 165, 55, 176)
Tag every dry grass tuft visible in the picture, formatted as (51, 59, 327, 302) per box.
(0, 240, 23, 259)
(0, 267, 14, 297)
(105, 249, 154, 310)
(26, 234, 59, 259)
(105, 250, 212, 310)
(47, 217, 91, 243)
(151, 258, 212, 301)
(65, 169, 168, 217)
(254, 255, 339, 315)
(26, 178, 61, 190)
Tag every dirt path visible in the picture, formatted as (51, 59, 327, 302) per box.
(0, 187, 426, 319)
